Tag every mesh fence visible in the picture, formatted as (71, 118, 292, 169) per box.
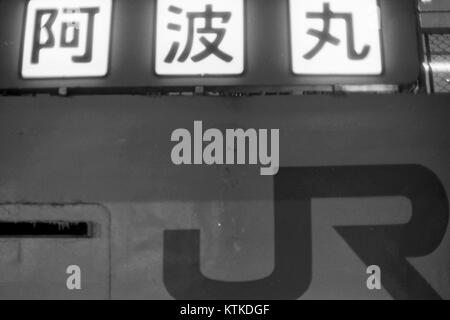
(428, 34, 450, 93)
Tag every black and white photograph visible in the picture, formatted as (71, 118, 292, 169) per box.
(0, 0, 449, 305)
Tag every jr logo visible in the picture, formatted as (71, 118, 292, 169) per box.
(22, 0, 112, 78)
(163, 165, 449, 300)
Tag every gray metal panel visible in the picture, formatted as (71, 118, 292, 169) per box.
(0, 94, 449, 202)
(0, 95, 449, 299)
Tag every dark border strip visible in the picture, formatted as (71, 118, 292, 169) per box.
(0, 221, 94, 238)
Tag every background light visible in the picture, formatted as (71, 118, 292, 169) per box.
(22, 0, 112, 79)
(289, 0, 383, 75)
(155, 0, 244, 76)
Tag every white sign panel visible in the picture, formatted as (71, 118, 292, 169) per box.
(289, 0, 382, 75)
(155, 0, 244, 76)
(22, 0, 112, 78)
